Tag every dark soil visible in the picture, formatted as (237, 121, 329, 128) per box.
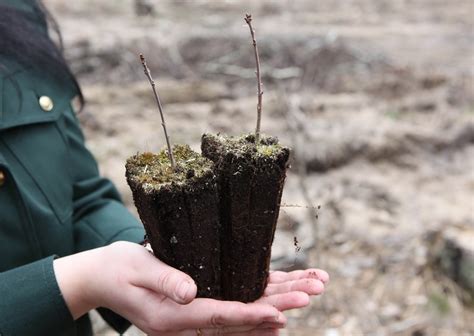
(126, 145, 221, 298)
(126, 138, 290, 303)
(202, 133, 290, 302)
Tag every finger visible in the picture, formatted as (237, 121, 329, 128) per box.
(196, 327, 280, 336)
(131, 253, 197, 304)
(154, 325, 281, 336)
(160, 299, 284, 330)
(264, 278, 325, 296)
(242, 329, 279, 336)
(257, 291, 310, 311)
(258, 321, 287, 329)
(199, 321, 284, 335)
(269, 269, 329, 284)
(229, 328, 280, 336)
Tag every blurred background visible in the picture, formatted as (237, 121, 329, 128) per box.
(43, 0, 473, 335)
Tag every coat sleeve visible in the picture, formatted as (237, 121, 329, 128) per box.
(63, 106, 145, 252)
(0, 256, 76, 336)
(63, 105, 145, 333)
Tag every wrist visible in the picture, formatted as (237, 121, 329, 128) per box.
(53, 248, 104, 319)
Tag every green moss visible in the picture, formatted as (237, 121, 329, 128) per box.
(126, 144, 213, 192)
(257, 144, 281, 157)
(203, 133, 286, 160)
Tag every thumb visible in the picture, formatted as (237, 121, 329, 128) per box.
(137, 253, 197, 304)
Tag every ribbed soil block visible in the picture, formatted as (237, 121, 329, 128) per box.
(201, 134, 290, 302)
(126, 145, 221, 298)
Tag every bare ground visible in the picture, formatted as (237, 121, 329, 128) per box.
(44, 1, 474, 335)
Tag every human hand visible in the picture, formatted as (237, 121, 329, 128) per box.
(54, 241, 328, 335)
(257, 267, 329, 310)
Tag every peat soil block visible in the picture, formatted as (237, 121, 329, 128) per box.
(202, 133, 290, 302)
(126, 145, 221, 298)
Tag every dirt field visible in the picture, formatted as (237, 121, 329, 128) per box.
(44, 1, 474, 335)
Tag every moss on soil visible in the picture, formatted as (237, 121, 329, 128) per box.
(126, 144, 214, 192)
(202, 133, 286, 161)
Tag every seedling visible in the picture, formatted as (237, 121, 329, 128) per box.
(244, 13, 263, 145)
(139, 53, 176, 170)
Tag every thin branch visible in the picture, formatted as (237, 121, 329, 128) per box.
(282, 90, 321, 265)
(280, 203, 321, 210)
(244, 13, 263, 145)
(139, 53, 176, 170)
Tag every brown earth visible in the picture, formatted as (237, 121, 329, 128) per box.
(44, 0, 474, 335)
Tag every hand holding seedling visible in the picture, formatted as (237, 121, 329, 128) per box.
(54, 241, 328, 335)
(121, 13, 329, 334)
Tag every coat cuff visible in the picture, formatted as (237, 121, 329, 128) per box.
(74, 200, 145, 252)
(0, 256, 74, 336)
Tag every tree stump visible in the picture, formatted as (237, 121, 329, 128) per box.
(202, 133, 290, 302)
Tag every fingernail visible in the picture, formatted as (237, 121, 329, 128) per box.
(264, 312, 281, 323)
(264, 316, 278, 323)
(177, 280, 193, 302)
(320, 271, 329, 283)
(277, 312, 287, 324)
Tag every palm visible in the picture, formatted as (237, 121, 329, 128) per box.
(134, 268, 328, 335)
(104, 243, 328, 335)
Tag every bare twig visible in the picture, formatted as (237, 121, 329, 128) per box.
(282, 90, 331, 315)
(139, 53, 176, 170)
(244, 13, 263, 145)
(280, 203, 321, 210)
(282, 91, 320, 263)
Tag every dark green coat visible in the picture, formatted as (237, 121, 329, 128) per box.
(0, 1, 145, 335)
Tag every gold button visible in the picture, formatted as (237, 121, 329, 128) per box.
(0, 170, 5, 187)
(39, 96, 54, 112)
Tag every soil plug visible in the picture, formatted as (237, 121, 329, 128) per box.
(201, 14, 290, 302)
(202, 134, 289, 302)
(126, 56, 221, 298)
